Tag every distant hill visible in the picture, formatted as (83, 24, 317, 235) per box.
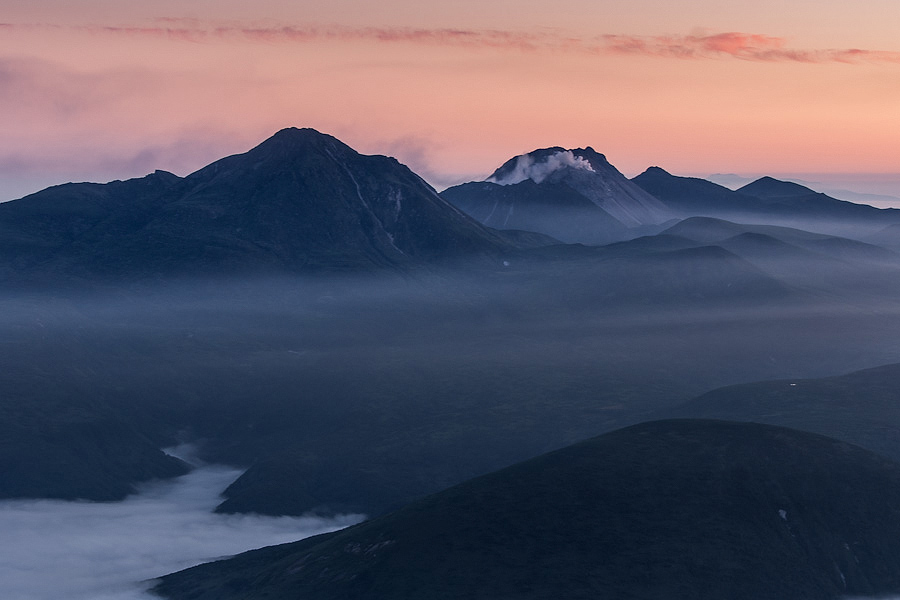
(739, 176, 828, 199)
(664, 363, 900, 463)
(156, 419, 900, 600)
(0, 128, 512, 284)
(633, 168, 900, 239)
(662, 216, 895, 261)
(865, 223, 900, 250)
(654, 216, 900, 297)
(632, 166, 771, 218)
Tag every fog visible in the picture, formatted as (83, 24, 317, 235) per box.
(5, 253, 900, 511)
(0, 455, 362, 600)
(5, 230, 900, 592)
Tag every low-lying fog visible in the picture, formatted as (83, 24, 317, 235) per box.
(5, 245, 900, 597)
(0, 450, 362, 600)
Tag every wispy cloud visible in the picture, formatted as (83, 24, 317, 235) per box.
(601, 32, 900, 64)
(0, 20, 877, 65)
(77, 22, 550, 51)
(6, 18, 900, 65)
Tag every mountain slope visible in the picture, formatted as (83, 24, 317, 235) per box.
(737, 176, 900, 226)
(155, 420, 900, 600)
(441, 179, 627, 244)
(633, 168, 900, 238)
(0, 128, 512, 283)
(487, 146, 672, 227)
(442, 146, 672, 244)
(0, 170, 182, 282)
(631, 166, 770, 218)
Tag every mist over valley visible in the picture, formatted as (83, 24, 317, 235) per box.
(4, 129, 900, 598)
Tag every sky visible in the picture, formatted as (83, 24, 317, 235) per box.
(1, 0, 899, 200)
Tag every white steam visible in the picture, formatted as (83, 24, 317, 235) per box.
(0, 461, 363, 600)
(488, 150, 595, 185)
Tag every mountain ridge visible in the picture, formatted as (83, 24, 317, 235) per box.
(0, 127, 514, 284)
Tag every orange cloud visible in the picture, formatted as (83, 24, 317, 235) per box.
(5, 19, 900, 65)
(603, 32, 900, 64)
(74, 22, 548, 51)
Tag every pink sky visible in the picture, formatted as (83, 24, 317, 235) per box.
(1, 0, 899, 200)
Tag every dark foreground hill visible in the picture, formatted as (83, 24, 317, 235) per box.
(155, 420, 900, 600)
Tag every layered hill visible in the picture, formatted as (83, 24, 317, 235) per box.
(596, 216, 900, 298)
(446, 152, 900, 246)
(632, 167, 900, 239)
(442, 147, 672, 244)
(665, 363, 900, 463)
(632, 166, 774, 219)
(0, 128, 512, 283)
(155, 419, 900, 600)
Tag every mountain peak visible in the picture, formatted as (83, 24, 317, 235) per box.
(638, 166, 672, 178)
(487, 146, 611, 186)
(269, 126, 327, 141)
(253, 127, 350, 156)
(739, 176, 817, 198)
(0, 128, 512, 282)
(450, 146, 672, 230)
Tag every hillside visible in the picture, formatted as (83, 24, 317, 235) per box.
(155, 420, 900, 600)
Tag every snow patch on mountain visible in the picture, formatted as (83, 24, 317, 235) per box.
(488, 150, 595, 186)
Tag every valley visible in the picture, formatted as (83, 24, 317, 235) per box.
(3, 129, 900, 598)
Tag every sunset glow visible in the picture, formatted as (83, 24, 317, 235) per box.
(2, 0, 899, 200)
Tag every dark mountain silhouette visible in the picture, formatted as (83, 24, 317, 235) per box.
(739, 176, 827, 199)
(442, 146, 672, 244)
(0, 128, 512, 283)
(631, 166, 771, 218)
(633, 168, 900, 239)
(156, 420, 900, 600)
(0, 170, 181, 282)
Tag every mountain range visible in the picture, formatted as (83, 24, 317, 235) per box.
(632, 167, 900, 239)
(443, 150, 900, 245)
(4, 128, 900, 512)
(3, 129, 899, 285)
(0, 128, 514, 285)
